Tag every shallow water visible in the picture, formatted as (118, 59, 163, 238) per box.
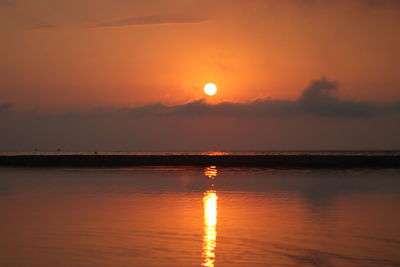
(0, 167, 399, 267)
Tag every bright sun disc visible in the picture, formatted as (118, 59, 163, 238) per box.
(204, 83, 218, 96)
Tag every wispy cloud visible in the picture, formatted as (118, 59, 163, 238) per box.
(0, 0, 55, 29)
(95, 15, 208, 28)
(22, 17, 55, 29)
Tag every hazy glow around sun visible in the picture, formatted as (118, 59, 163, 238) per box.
(204, 83, 218, 96)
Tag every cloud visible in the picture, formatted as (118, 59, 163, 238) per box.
(2, 78, 399, 118)
(297, 78, 394, 117)
(22, 17, 55, 29)
(1, 79, 400, 151)
(0, 1, 55, 29)
(120, 78, 400, 117)
(95, 15, 208, 28)
(0, 103, 12, 113)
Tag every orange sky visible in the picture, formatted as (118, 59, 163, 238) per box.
(1, 0, 400, 111)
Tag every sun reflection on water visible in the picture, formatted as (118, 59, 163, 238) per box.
(205, 166, 218, 179)
(202, 166, 218, 267)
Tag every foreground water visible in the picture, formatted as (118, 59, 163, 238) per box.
(0, 167, 399, 267)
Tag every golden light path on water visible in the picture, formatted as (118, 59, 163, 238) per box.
(204, 166, 218, 178)
(202, 166, 218, 267)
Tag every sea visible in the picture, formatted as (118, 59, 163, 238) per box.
(0, 152, 399, 266)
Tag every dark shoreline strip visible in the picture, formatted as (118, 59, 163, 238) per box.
(0, 155, 399, 168)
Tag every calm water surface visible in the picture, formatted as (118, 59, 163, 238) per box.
(0, 167, 399, 267)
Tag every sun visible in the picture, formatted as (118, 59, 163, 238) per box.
(204, 83, 218, 96)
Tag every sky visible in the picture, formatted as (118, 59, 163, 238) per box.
(1, 0, 400, 151)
